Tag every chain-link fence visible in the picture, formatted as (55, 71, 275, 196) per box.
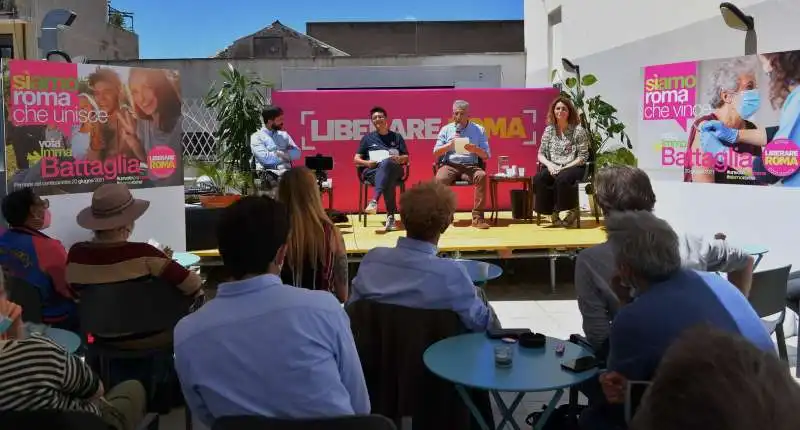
(181, 98, 218, 160)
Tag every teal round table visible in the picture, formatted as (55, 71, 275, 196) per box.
(424, 333, 597, 430)
(25, 324, 82, 354)
(174, 252, 201, 268)
(456, 259, 503, 286)
(742, 245, 769, 269)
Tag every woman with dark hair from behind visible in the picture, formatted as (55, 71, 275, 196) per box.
(277, 167, 349, 302)
(631, 326, 800, 430)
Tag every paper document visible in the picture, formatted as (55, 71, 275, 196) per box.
(454, 137, 470, 154)
(369, 149, 391, 162)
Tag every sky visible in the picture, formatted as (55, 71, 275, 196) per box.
(110, 0, 524, 59)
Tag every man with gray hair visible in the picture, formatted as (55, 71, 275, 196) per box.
(433, 100, 491, 229)
(580, 210, 772, 430)
(574, 165, 754, 355)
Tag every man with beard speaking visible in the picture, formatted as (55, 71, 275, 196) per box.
(250, 106, 302, 195)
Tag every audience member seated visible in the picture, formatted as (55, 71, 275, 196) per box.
(575, 166, 754, 357)
(433, 100, 491, 230)
(534, 96, 590, 226)
(0, 188, 75, 329)
(0, 270, 23, 340)
(277, 167, 348, 302)
(631, 327, 800, 430)
(354, 106, 409, 232)
(0, 333, 146, 430)
(66, 183, 203, 349)
(349, 181, 499, 331)
(173, 196, 369, 427)
(579, 211, 772, 430)
(787, 271, 800, 315)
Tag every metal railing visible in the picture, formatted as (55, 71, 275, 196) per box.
(108, 4, 134, 32)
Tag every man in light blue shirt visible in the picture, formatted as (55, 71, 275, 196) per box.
(250, 105, 301, 173)
(174, 196, 369, 427)
(349, 181, 498, 331)
(433, 100, 491, 229)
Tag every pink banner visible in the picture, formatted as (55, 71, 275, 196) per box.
(272, 88, 559, 212)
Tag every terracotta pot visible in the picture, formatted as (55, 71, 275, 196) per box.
(199, 194, 241, 208)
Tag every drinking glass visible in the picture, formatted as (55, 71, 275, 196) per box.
(518, 167, 526, 177)
(494, 345, 513, 367)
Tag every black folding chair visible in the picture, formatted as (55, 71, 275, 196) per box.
(748, 265, 792, 362)
(6, 275, 44, 324)
(77, 277, 195, 424)
(0, 410, 157, 430)
(533, 154, 599, 228)
(212, 414, 397, 430)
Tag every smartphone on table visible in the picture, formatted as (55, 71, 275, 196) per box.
(560, 356, 597, 372)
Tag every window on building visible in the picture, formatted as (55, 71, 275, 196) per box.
(548, 7, 562, 84)
(0, 34, 14, 59)
(253, 36, 285, 58)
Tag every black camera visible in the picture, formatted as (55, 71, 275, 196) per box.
(305, 154, 334, 188)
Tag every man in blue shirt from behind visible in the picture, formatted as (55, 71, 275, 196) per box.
(349, 181, 498, 331)
(580, 210, 773, 430)
(173, 196, 369, 427)
(354, 106, 409, 232)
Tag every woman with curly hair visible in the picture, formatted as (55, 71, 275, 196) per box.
(534, 96, 590, 226)
(701, 50, 800, 187)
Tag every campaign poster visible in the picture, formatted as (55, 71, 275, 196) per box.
(272, 87, 558, 212)
(637, 50, 800, 187)
(3, 60, 183, 195)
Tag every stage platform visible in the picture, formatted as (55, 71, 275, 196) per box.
(192, 211, 607, 292)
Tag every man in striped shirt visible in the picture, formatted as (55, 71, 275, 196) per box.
(0, 335, 145, 429)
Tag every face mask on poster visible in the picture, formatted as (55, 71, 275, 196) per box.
(736, 89, 761, 120)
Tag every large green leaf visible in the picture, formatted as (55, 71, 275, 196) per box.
(565, 77, 578, 88)
(581, 74, 598, 86)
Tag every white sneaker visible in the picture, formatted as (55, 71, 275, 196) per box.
(384, 216, 396, 232)
(364, 200, 378, 215)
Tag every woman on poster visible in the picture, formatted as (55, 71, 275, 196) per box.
(686, 57, 762, 184)
(701, 50, 800, 187)
(126, 68, 182, 154)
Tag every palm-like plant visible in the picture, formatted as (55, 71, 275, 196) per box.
(205, 63, 268, 194)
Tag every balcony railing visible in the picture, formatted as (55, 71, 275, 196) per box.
(108, 4, 134, 32)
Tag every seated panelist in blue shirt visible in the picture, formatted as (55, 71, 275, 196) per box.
(173, 196, 369, 426)
(354, 106, 409, 232)
(348, 181, 498, 332)
(250, 105, 302, 173)
(433, 100, 491, 229)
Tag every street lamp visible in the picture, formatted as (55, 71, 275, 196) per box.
(719, 2, 756, 55)
(39, 9, 77, 59)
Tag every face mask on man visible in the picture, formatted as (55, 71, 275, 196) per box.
(735, 89, 761, 120)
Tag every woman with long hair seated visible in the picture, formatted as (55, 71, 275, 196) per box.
(277, 167, 349, 302)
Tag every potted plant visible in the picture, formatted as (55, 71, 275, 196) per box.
(188, 158, 247, 208)
(203, 63, 269, 203)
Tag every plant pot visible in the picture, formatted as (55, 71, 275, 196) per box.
(199, 194, 241, 208)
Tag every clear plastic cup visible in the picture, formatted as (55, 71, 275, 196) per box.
(494, 345, 513, 367)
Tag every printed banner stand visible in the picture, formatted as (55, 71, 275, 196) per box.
(2, 59, 186, 249)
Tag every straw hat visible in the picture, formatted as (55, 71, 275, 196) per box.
(76, 184, 150, 230)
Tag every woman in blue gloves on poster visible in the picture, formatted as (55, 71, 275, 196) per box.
(701, 50, 800, 187)
(686, 57, 761, 184)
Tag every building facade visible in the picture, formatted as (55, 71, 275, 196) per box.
(0, 0, 138, 60)
(214, 20, 349, 59)
(524, 0, 800, 272)
(306, 20, 524, 56)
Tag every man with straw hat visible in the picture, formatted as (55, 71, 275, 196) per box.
(66, 183, 202, 350)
